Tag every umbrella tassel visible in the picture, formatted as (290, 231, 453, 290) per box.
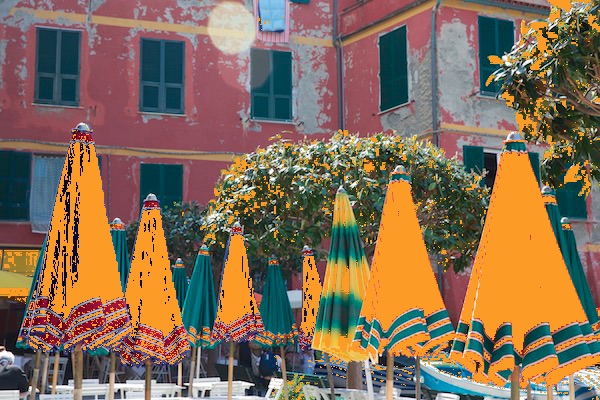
(228, 341, 234, 400)
(41, 351, 49, 394)
(324, 353, 335, 400)
(189, 347, 197, 398)
(510, 365, 520, 400)
(280, 346, 289, 400)
(74, 344, 83, 400)
(145, 359, 152, 400)
(30, 350, 41, 400)
(386, 354, 394, 400)
(51, 352, 60, 394)
(108, 352, 116, 400)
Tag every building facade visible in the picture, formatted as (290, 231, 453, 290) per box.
(1, 0, 599, 327)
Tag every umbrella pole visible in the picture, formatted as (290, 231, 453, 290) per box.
(527, 382, 532, 400)
(74, 344, 83, 400)
(510, 365, 520, 400)
(189, 347, 197, 398)
(51, 352, 60, 394)
(324, 353, 335, 400)
(547, 385, 554, 400)
(177, 362, 183, 397)
(30, 349, 41, 400)
(364, 360, 374, 400)
(386, 354, 393, 400)
(41, 351, 49, 394)
(228, 341, 234, 400)
(415, 356, 421, 400)
(280, 346, 289, 400)
(568, 375, 575, 400)
(196, 347, 202, 379)
(108, 352, 116, 400)
(145, 359, 152, 400)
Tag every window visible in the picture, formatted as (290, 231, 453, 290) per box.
(556, 171, 588, 219)
(139, 163, 183, 209)
(251, 49, 292, 121)
(478, 16, 514, 96)
(140, 39, 185, 114)
(379, 26, 408, 111)
(463, 145, 540, 188)
(29, 155, 63, 233)
(0, 151, 31, 221)
(35, 28, 81, 105)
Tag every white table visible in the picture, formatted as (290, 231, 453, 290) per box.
(51, 383, 184, 399)
(318, 388, 369, 400)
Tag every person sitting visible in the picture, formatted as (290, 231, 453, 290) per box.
(0, 349, 30, 398)
(258, 348, 279, 387)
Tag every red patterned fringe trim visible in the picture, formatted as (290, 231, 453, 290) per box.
(120, 324, 190, 366)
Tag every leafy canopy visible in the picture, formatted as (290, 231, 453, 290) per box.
(490, 0, 600, 193)
(201, 131, 489, 273)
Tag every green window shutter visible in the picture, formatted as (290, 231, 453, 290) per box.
(36, 29, 58, 102)
(272, 51, 292, 120)
(498, 20, 515, 55)
(141, 39, 161, 112)
(478, 16, 497, 95)
(556, 181, 587, 219)
(379, 26, 408, 111)
(0, 151, 31, 220)
(164, 41, 185, 113)
(59, 31, 80, 104)
(528, 152, 540, 185)
(251, 48, 271, 119)
(463, 146, 484, 174)
(160, 164, 183, 209)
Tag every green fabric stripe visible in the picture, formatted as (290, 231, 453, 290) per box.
(503, 141, 527, 152)
(426, 309, 448, 326)
(556, 342, 591, 365)
(552, 324, 583, 346)
(387, 308, 425, 335)
(524, 324, 553, 348)
(428, 320, 454, 339)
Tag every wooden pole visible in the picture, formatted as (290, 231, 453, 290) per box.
(364, 360, 375, 400)
(51, 352, 60, 394)
(30, 350, 42, 400)
(145, 359, 152, 400)
(280, 346, 289, 400)
(527, 382, 532, 400)
(510, 365, 520, 400)
(568, 375, 575, 400)
(177, 362, 183, 397)
(73, 344, 83, 400)
(324, 353, 336, 400)
(228, 341, 234, 400)
(547, 385, 554, 400)
(41, 352, 50, 394)
(108, 353, 116, 400)
(386, 354, 394, 400)
(189, 347, 197, 398)
(196, 347, 202, 379)
(415, 356, 421, 400)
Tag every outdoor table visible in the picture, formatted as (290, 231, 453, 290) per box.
(182, 381, 220, 398)
(114, 383, 185, 398)
(206, 381, 255, 397)
(51, 384, 109, 400)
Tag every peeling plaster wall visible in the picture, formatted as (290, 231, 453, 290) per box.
(343, 9, 432, 136)
(0, 0, 338, 245)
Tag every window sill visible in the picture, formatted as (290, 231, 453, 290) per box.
(376, 100, 411, 116)
(250, 118, 295, 125)
(32, 103, 83, 110)
(138, 111, 187, 118)
(476, 92, 503, 100)
(0, 220, 30, 224)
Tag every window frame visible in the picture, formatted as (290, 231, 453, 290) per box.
(0, 150, 32, 221)
(34, 27, 82, 106)
(378, 25, 409, 112)
(250, 48, 293, 122)
(139, 38, 186, 115)
(139, 163, 184, 210)
(478, 16, 515, 97)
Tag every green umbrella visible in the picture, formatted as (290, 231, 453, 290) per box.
(561, 217, 599, 329)
(254, 257, 298, 400)
(172, 258, 190, 312)
(182, 245, 219, 396)
(542, 186, 569, 253)
(110, 217, 131, 292)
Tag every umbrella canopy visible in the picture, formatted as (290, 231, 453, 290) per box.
(299, 246, 323, 350)
(18, 124, 132, 352)
(351, 166, 454, 360)
(210, 222, 265, 343)
(0, 271, 32, 298)
(182, 245, 218, 349)
(110, 217, 131, 292)
(120, 194, 190, 366)
(450, 132, 600, 388)
(16, 237, 47, 349)
(312, 186, 370, 362)
(172, 258, 189, 312)
(254, 257, 298, 348)
(561, 217, 599, 330)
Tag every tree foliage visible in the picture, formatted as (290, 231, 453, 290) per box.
(126, 201, 205, 276)
(491, 0, 600, 192)
(201, 131, 489, 274)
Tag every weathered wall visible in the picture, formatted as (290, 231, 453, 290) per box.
(0, 0, 338, 245)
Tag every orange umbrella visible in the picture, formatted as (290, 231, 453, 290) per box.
(299, 246, 322, 350)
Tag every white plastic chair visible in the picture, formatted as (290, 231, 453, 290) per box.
(125, 392, 145, 399)
(265, 378, 284, 400)
(40, 395, 73, 400)
(0, 391, 19, 400)
(435, 393, 460, 400)
(210, 382, 248, 397)
(67, 379, 100, 385)
(47, 357, 68, 387)
(189, 377, 221, 397)
(302, 385, 325, 400)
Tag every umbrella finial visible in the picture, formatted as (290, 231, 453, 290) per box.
(110, 217, 125, 230)
(391, 165, 411, 183)
(142, 193, 160, 210)
(268, 256, 279, 266)
(337, 186, 346, 194)
(541, 186, 552, 194)
(231, 222, 243, 235)
(502, 131, 527, 153)
(561, 217, 572, 230)
(198, 244, 210, 256)
(71, 122, 94, 143)
(174, 258, 184, 268)
(506, 131, 522, 141)
(302, 245, 313, 256)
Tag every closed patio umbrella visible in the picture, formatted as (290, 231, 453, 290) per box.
(299, 246, 322, 351)
(172, 258, 189, 312)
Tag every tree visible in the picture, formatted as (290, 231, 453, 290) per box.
(126, 201, 205, 276)
(201, 131, 490, 275)
(490, 0, 600, 193)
